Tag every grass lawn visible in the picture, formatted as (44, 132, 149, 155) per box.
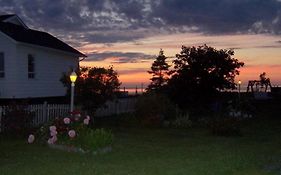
(0, 117, 280, 175)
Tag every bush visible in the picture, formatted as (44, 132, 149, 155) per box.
(31, 111, 113, 153)
(135, 93, 178, 126)
(171, 113, 192, 129)
(78, 128, 113, 152)
(1, 103, 35, 136)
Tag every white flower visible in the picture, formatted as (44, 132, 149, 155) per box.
(47, 138, 54, 144)
(49, 125, 57, 132)
(27, 134, 35, 144)
(83, 118, 89, 125)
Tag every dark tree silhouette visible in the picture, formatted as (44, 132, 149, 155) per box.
(61, 66, 121, 114)
(259, 72, 270, 86)
(259, 72, 272, 91)
(167, 45, 244, 108)
(147, 49, 172, 92)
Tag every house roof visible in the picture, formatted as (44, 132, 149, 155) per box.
(0, 14, 16, 21)
(0, 15, 86, 57)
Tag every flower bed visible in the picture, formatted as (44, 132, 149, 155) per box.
(28, 111, 113, 154)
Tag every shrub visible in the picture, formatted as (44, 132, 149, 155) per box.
(226, 99, 255, 119)
(1, 103, 35, 136)
(78, 128, 113, 152)
(31, 111, 113, 153)
(135, 93, 178, 126)
(171, 113, 192, 129)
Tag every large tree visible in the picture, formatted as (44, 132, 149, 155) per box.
(61, 66, 121, 114)
(167, 45, 244, 108)
(147, 49, 172, 92)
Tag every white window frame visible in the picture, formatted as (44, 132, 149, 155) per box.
(0, 52, 4, 78)
(28, 54, 35, 79)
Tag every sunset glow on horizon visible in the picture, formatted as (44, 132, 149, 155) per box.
(80, 32, 281, 89)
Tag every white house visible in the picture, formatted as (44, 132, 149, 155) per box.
(0, 14, 86, 99)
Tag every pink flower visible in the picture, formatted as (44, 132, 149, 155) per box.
(50, 130, 57, 136)
(52, 135, 57, 143)
(47, 136, 57, 144)
(27, 134, 35, 144)
(83, 118, 89, 125)
(86, 115, 90, 120)
(63, 117, 71, 124)
(68, 130, 76, 138)
(49, 125, 57, 132)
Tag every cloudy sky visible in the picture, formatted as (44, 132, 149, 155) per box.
(1, 0, 281, 89)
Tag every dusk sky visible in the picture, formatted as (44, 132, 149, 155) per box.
(1, 0, 281, 89)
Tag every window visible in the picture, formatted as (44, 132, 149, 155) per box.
(28, 54, 35, 79)
(0, 52, 4, 78)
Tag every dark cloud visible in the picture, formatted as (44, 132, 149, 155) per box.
(81, 32, 146, 44)
(1, 0, 281, 44)
(152, 0, 281, 34)
(84, 51, 155, 63)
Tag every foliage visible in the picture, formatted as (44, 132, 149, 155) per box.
(135, 93, 178, 126)
(259, 72, 271, 88)
(209, 99, 255, 136)
(32, 111, 113, 152)
(167, 45, 244, 109)
(1, 102, 35, 136)
(77, 128, 113, 152)
(227, 99, 255, 119)
(61, 66, 121, 114)
(147, 49, 172, 92)
(170, 113, 192, 129)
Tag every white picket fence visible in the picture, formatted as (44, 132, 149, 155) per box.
(95, 98, 137, 117)
(0, 103, 70, 129)
(0, 98, 137, 132)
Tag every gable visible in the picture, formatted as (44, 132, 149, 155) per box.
(0, 14, 86, 58)
(0, 14, 29, 29)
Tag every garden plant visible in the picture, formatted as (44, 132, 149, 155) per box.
(28, 111, 113, 154)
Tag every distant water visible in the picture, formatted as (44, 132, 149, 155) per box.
(120, 88, 145, 95)
(121, 85, 278, 94)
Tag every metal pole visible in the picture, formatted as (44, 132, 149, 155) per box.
(70, 82, 75, 112)
(238, 83, 241, 101)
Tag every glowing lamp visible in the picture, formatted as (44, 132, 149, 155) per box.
(70, 72, 77, 83)
(69, 71, 77, 112)
(238, 80, 242, 85)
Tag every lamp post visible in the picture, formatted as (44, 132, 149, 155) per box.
(70, 71, 77, 113)
(238, 80, 242, 101)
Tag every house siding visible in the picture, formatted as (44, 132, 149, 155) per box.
(13, 44, 79, 98)
(0, 33, 79, 98)
(0, 32, 17, 98)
